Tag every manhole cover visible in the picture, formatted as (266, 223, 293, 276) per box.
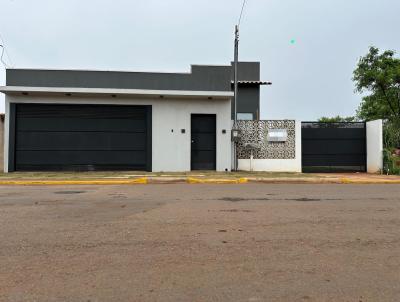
(54, 191, 86, 195)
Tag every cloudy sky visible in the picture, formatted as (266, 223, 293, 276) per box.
(0, 0, 399, 119)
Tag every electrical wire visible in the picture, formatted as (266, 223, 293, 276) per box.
(238, 0, 247, 27)
(0, 33, 14, 68)
(0, 44, 8, 68)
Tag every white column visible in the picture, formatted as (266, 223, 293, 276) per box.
(3, 98, 10, 173)
(295, 120, 302, 173)
(366, 119, 383, 173)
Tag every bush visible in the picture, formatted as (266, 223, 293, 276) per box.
(383, 120, 400, 149)
(383, 148, 400, 175)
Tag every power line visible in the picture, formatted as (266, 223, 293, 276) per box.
(0, 45, 9, 68)
(238, 0, 247, 27)
(0, 33, 14, 68)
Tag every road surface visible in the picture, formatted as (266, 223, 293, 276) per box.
(1, 184, 400, 302)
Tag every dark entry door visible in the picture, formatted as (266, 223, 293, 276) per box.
(191, 114, 216, 170)
(302, 122, 366, 172)
(13, 104, 152, 172)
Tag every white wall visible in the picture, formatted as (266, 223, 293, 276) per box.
(238, 120, 302, 173)
(3, 101, 9, 173)
(0, 115, 4, 172)
(4, 95, 232, 172)
(366, 119, 383, 173)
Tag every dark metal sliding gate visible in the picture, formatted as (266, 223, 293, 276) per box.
(302, 122, 366, 173)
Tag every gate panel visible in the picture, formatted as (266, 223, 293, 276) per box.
(302, 122, 366, 172)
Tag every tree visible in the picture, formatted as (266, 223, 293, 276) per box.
(353, 47, 400, 149)
(353, 46, 400, 122)
(318, 116, 356, 123)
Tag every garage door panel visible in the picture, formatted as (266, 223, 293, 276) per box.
(16, 132, 146, 151)
(14, 104, 151, 171)
(302, 128, 365, 140)
(302, 154, 366, 166)
(17, 104, 147, 118)
(302, 122, 366, 173)
(16, 150, 147, 166)
(302, 139, 366, 155)
(17, 117, 146, 132)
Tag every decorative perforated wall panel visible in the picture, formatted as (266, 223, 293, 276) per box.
(236, 120, 296, 159)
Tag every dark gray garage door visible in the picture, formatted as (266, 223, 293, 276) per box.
(302, 122, 366, 173)
(10, 104, 152, 172)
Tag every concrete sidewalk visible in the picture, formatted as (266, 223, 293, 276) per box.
(0, 172, 399, 185)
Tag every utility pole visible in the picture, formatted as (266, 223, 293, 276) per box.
(233, 25, 239, 171)
(232, 0, 246, 172)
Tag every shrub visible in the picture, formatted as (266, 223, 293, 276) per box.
(383, 148, 400, 175)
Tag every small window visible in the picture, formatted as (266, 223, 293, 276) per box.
(237, 113, 253, 120)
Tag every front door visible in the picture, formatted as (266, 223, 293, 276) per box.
(191, 114, 216, 170)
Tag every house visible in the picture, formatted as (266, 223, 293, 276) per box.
(0, 62, 267, 172)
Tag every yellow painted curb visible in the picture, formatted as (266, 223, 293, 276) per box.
(340, 178, 400, 184)
(0, 178, 148, 186)
(340, 178, 352, 184)
(186, 177, 248, 184)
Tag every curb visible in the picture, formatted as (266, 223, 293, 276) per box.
(249, 177, 400, 184)
(0, 177, 399, 186)
(339, 178, 400, 184)
(0, 178, 148, 186)
(186, 177, 248, 184)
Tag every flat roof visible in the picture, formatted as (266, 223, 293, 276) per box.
(4, 62, 264, 93)
(0, 86, 234, 100)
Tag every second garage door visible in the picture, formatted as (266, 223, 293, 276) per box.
(302, 122, 366, 172)
(11, 104, 152, 171)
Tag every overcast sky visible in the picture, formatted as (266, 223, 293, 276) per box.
(0, 0, 399, 119)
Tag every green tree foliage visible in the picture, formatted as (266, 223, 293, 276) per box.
(353, 46, 400, 121)
(318, 116, 356, 123)
(354, 46, 400, 150)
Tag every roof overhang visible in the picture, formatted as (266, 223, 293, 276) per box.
(0, 86, 234, 100)
(231, 81, 272, 86)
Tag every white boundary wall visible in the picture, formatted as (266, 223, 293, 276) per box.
(238, 120, 302, 172)
(0, 115, 4, 172)
(4, 95, 232, 173)
(366, 119, 383, 173)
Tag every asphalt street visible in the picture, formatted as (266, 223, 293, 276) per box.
(1, 184, 400, 302)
